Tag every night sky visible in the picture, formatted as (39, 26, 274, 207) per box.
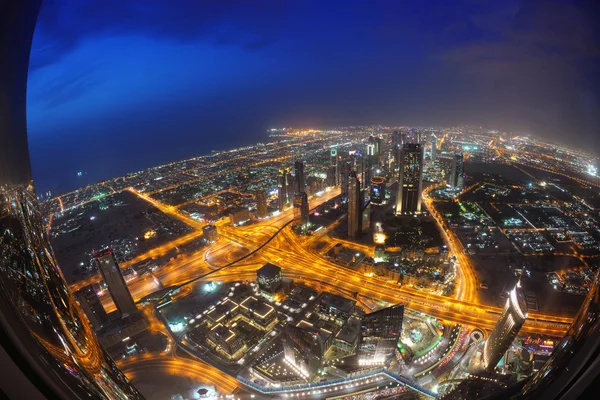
(27, 0, 600, 194)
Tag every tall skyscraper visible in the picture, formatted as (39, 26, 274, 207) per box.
(348, 171, 362, 239)
(359, 304, 404, 364)
(330, 148, 338, 166)
(255, 189, 268, 218)
(370, 176, 386, 205)
(277, 167, 292, 211)
(293, 192, 309, 228)
(396, 143, 423, 215)
(483, 281, 528, 372)
(431, 135, 437, 159)
(294, 160, 306, 194)
(340, 162, 350, 197)
(450, 152, 464, 189)
(94, 248, 137, 317)
(366, 136, 376, 186)
(75, 284, 109, 331)
(375, 136, 383, 168)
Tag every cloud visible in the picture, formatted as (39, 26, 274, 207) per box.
(31, 0, 287, 71)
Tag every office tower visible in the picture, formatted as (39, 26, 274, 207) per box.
(366, 136, 376, 186)
(335, 158, 343, 186)
(285, 169, 294, 206)
(370, 176, 386, 205)
(255, 189, 268, 218)
(330, 148, 338, 166)
(391, 130, 401, 149)
(94, 248, 137, 317)
(282, 324, 326, 379)
(340, 162, 350, 197)
(293, 192, 309, 228)
(396, 143, 424, 215)
(294, 160, 306, 194)
(483, 281, 527, 373)
(0, 3, 144, 397)
(75, 284, 109, 331)
(450, 152, 464, 189)
(391, 130, 402, 176)
(277, 168, 288, 211)
(361, 198, 371, 233)
(257, 263, 283, 294)
(348, 171, 361, 239)
(203, 224, 218, 242)
(359, 304, 404, 364)
(375, 136, 383, 167)
(431, 136, 437, 159)
(326, 166, 336, 188)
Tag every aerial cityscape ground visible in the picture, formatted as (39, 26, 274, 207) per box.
(42, 126, 600, 399)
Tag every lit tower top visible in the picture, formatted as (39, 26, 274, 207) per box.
(483, 280, 528, 373)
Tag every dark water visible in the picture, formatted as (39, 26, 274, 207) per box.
(29, 128, 269, 196)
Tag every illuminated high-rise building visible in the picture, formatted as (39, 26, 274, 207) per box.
(277, 167, 291, 211)
(330, 148, 338, 166)
(375, 136, 383, 167)
(74, 284, 108, 331)
(340, 162, 350, 197)
(450, 152, 464, 189)
(282, 323, 325, 379)
(359, 304, 404, 365)
(370, 176, 386, 205)
(94, 248, 137, 317)
(366, 136, 376, 186)
(395, 143, 423, 215)
(483, 281, 528, 373)
(348, 171, 361, 239)
(255, 189, 268, 218)
(294, 160, 306, 194)
(431, 135, 437, 159)
(293, 192, 309, 228)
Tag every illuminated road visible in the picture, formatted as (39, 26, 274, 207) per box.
(118, 354, 239, 394)
(73, 183, 572, 338)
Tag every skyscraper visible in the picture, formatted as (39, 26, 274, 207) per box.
(396, 143, 423, 215)
(75, 284, 109, 331)
(294, 160, 306, 194)
(359, 304, 404, 365)
(450, 152, 464, 189)
(375, 136, 383, 167)
(255, 189, 268, 218)
(348, 171, 361, 239)
(340, 162, 350, 197)
(293, 192, 309, 228)
(483, 281, 528, 372)
(94, 248, 137, 317)
(277, 167, 291, 211)
(370, 176, 386, 205)
(282, 323, 326, 379)
(431, 135, 437, 159)
(366, 136, 376, 186)
(330, 148, 338, 166)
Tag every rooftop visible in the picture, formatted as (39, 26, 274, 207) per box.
(319, 293, 356, 314)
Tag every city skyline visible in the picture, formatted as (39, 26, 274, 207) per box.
(2, 1, 600, 399)
(26, 0, 600, 194)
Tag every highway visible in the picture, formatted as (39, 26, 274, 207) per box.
(72, 184, 573, 336)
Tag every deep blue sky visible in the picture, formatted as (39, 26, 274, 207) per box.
(27, 0, 600, 194)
